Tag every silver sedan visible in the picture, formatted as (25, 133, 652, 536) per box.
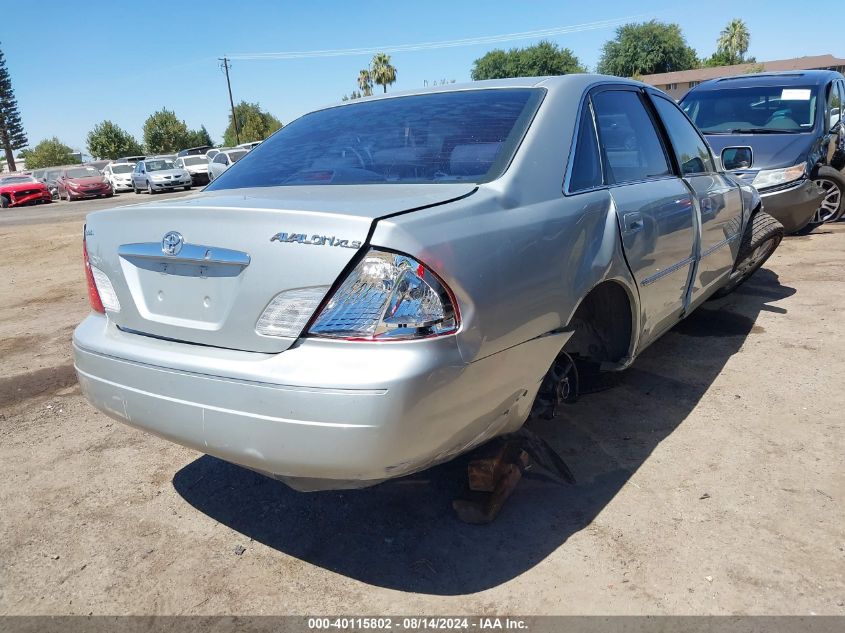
(130, 158, 192, 194)
(74, 75, 782, 491)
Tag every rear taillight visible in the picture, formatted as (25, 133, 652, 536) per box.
(83, 231, 120, 314)
(83, 235, 105, 314)
(306, 248, 459, 341)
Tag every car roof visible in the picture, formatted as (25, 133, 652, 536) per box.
(322, 74, 646, 111)
(689, 70, 843, 93)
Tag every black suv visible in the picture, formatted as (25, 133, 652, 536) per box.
(680, 70, 845, 233)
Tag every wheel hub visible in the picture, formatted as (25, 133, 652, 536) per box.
(812, 179, 842, 224)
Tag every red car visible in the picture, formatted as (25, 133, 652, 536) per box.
(57, 166, 113, 201)
(0, 174, 53, 208)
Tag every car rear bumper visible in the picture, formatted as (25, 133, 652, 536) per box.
(73, 314, 567, 490)
(759, 178, 824, 233)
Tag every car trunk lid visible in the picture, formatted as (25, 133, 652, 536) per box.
(84, 184, 475, 352)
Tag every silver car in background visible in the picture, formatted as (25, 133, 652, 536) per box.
(74, 76, 781, 491)
(207, 148, 248, 181)
(130, 158, 192, 194)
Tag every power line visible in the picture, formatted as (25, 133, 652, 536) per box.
(227, 14, 655, 61)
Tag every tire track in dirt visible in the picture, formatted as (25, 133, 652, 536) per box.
(0, 363, 77, 408)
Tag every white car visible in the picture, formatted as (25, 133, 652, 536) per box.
(102, 162, 135, 192)
(237, 141, 262, 150)
(205, 147, 230, 161)
(207, 148, 249, 181)
(175, 155, 210, 186)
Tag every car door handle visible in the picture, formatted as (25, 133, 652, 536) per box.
(623, 212, 644, 233)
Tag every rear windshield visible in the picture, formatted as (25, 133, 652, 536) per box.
(206, 88, 543, 189)
(682, 85, 818, 133)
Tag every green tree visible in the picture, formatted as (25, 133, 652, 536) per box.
(20, 137, 77, 169)
(185, 124, 213, 148)
(472, 40, 585, 80)
(716, 19, 751, 66)
(223, 101, 282, 146)
(358, 69, 373, 96)
(0, 44, 28, 172)
(143, 108, 190, 153)
(86, 120, 143, 159)
(597, 21, 698, 77)
(371, 52, 397, 93)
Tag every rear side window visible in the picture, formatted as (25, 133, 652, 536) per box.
(206, 88, 544, 189)
(568, 100, 603, 192)
(592, 90, 671, 184)
(651, 95, 715, 175)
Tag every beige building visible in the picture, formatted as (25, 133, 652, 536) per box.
(641, 54, 845, 100)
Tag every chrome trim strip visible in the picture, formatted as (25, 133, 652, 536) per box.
(701, 233, 740, 259)
(641, 256, 694, 287)
(118, 242, 251, 267)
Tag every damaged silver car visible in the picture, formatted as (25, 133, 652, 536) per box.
(73, 75, 782, 491)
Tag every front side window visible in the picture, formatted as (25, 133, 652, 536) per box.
(206, 88, 544, 190)
(214, 154, 228, 165)
(681, 85, 818, 133)
(568, 100, 603, 192)
(651, 95, 715, 175)
(592, 90, 671, 184)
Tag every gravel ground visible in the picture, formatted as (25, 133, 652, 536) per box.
(1, 196, 843, 615)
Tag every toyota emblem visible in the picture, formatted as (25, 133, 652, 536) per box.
(161, 231, 184, 256)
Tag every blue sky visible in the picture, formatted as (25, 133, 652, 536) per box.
(4, 0, 839, 155)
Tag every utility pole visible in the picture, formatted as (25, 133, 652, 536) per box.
(218, 57, 240, 145)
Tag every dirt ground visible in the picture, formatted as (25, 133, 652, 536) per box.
(1, 197, 843, 616)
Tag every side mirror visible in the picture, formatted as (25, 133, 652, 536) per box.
(721, 147, 753, 171)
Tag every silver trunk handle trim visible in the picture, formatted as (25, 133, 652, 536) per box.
(118, 242, 251, 267)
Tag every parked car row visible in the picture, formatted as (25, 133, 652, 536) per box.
(9, 143, 261, 206)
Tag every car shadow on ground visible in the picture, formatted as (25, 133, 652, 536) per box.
(173, 268, 795, 596)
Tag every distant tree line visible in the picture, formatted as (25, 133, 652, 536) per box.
(471, 18, 754, 80)
(19, 101, 284, 169)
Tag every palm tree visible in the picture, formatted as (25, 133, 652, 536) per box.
(358, 69, 373, 97)
(717, 19, 750, 65)
(370, 52, 397, 93)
